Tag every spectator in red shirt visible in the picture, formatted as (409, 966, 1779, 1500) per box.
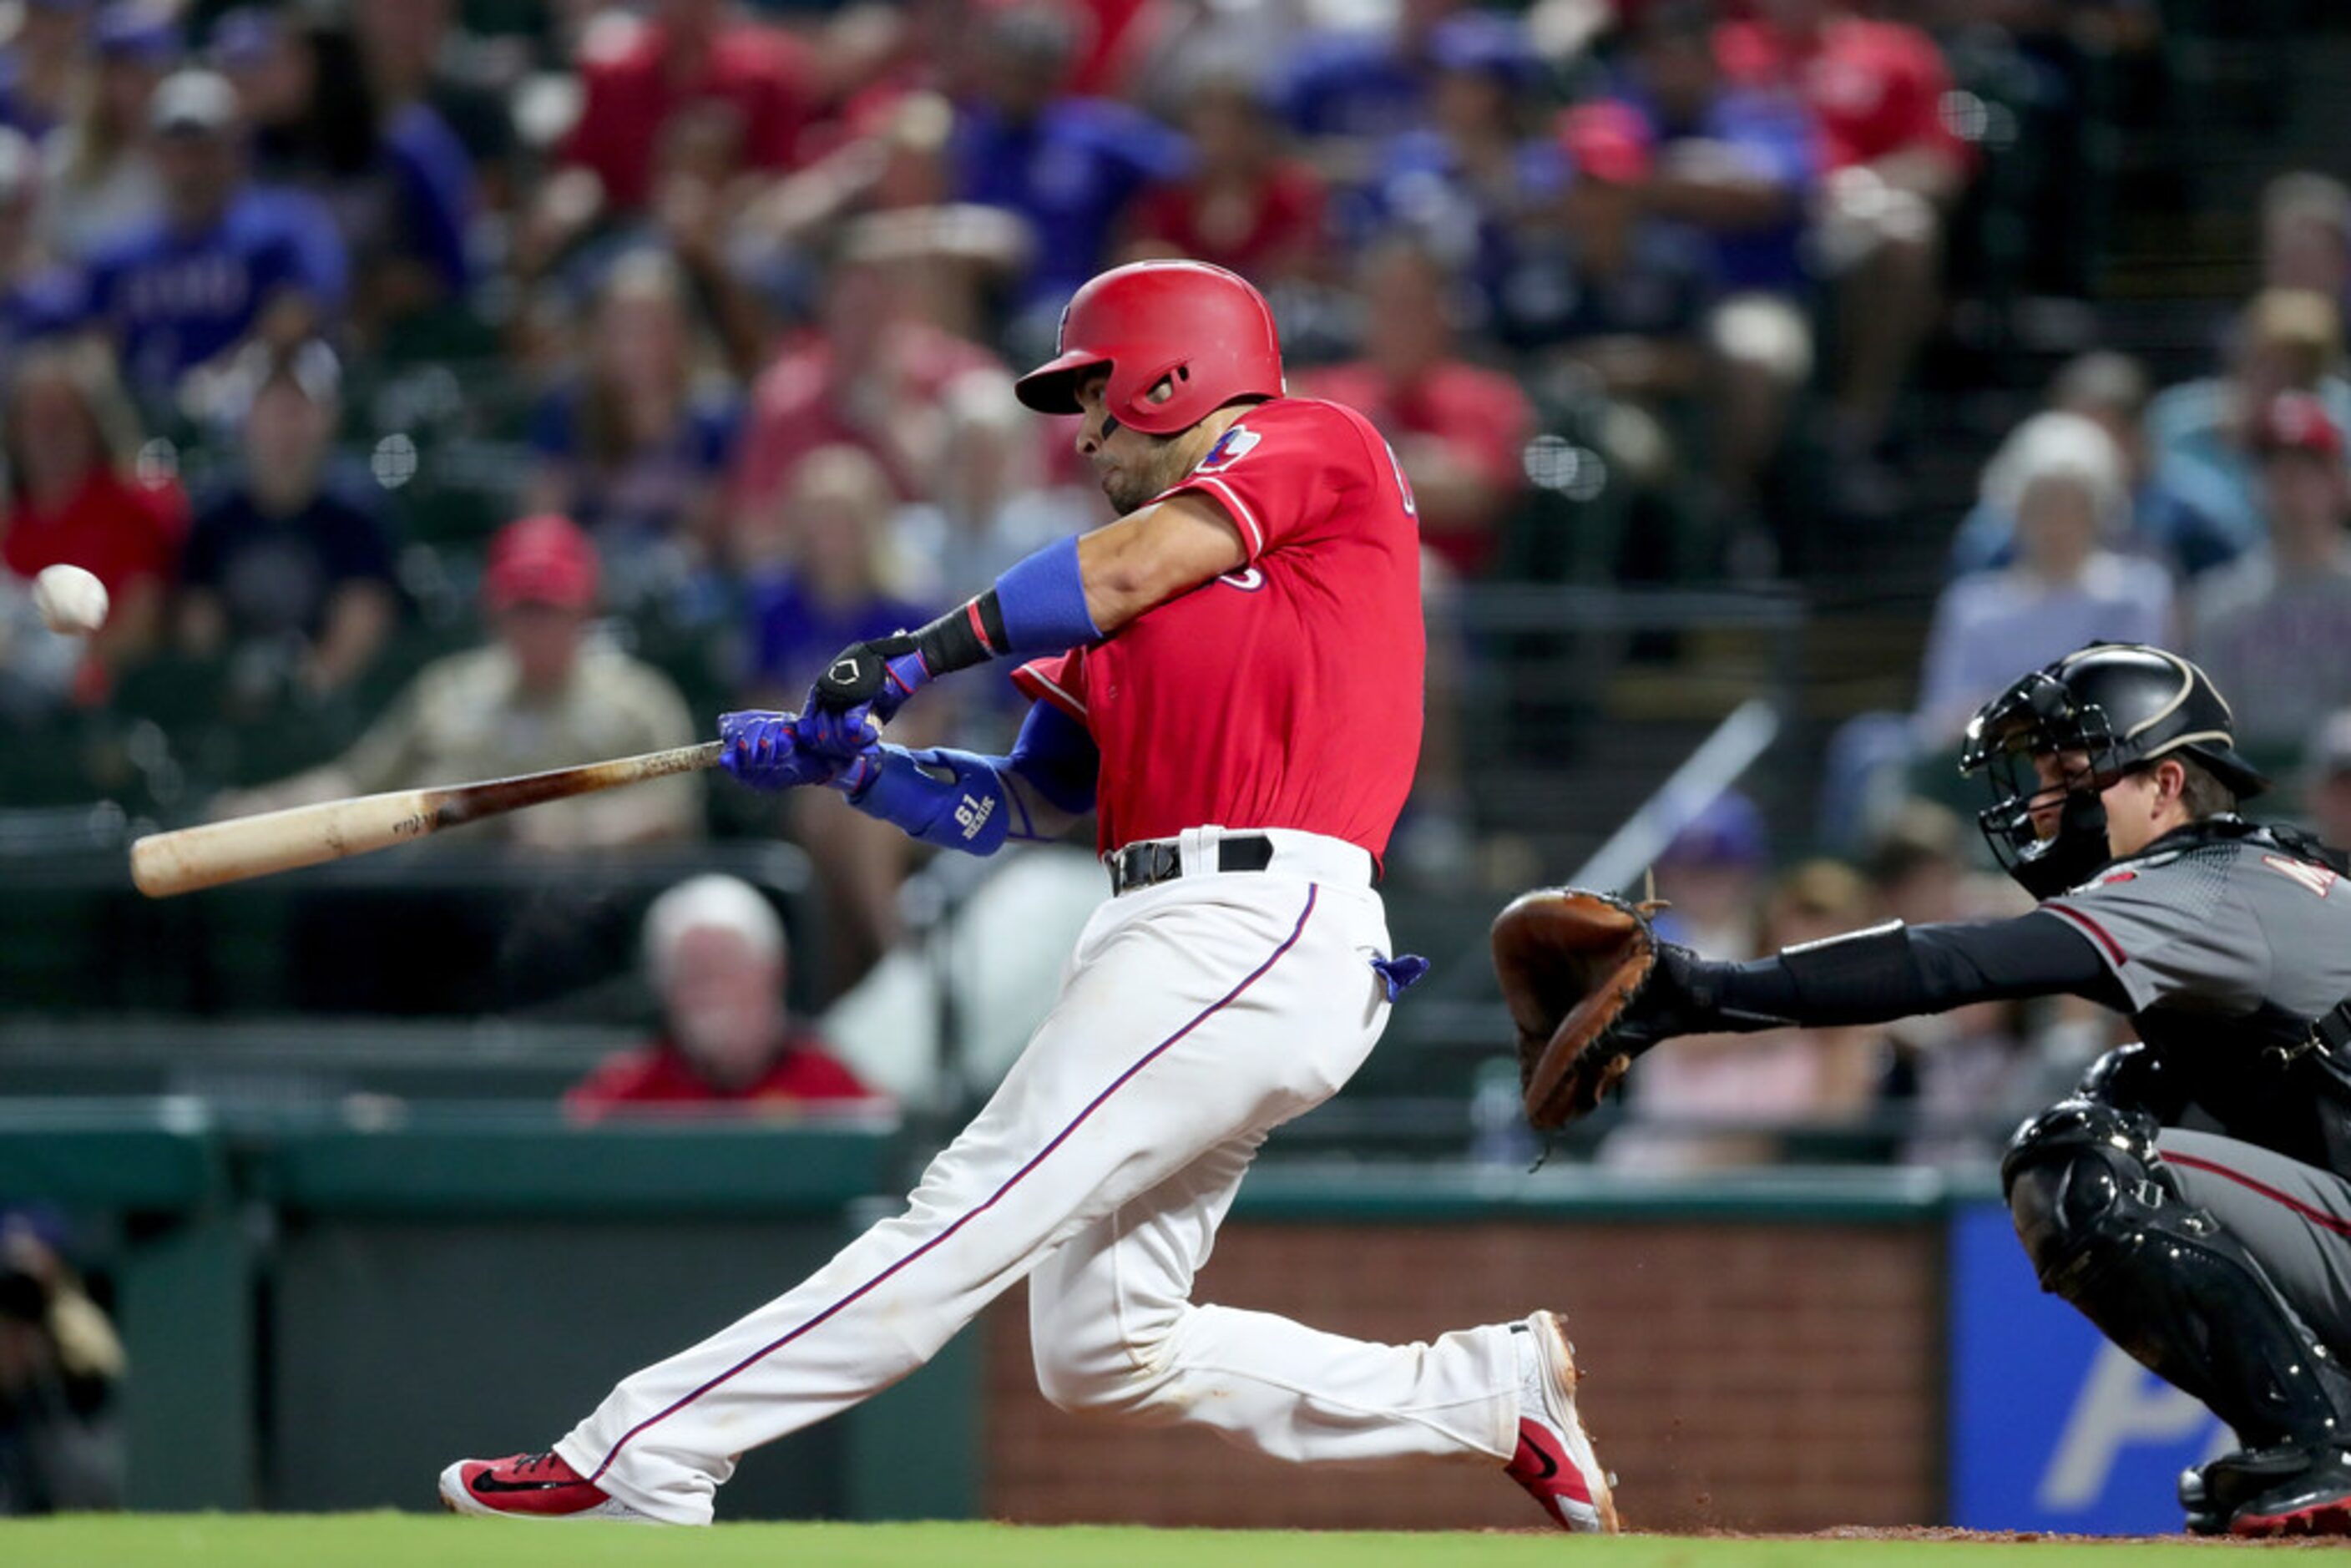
(1304, 236, 1533, 579)
(528, 0, 816, 272)
(567, 873, 878, 1120)
(728, 239, 1000, 525)
(0, 340, 185, 680)
(1303, 236, 1531, 876)
(1716, 0, 1974, 470)
(1125, 69, 1328, 286)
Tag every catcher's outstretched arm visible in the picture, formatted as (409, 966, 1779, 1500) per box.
(1686, 911, 2126, 1030)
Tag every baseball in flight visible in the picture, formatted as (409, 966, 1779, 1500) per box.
(33, 564, 109, 636)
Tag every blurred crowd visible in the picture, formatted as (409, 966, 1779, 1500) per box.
(6, 0, 2350, 1166)
(0, 0, 2178, 989)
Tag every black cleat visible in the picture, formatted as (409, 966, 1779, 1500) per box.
(2181, 1443, 2351, 1537)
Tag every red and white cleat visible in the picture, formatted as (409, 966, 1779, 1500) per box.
(1504, 1311, 1621, 1534)
(438, 1450, 658, 1522)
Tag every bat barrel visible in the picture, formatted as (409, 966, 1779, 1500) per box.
(129, 740, 726, 898)
(129, 793, 441, 898)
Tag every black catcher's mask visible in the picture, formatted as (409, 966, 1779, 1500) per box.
(1958, 644, 2269, 899)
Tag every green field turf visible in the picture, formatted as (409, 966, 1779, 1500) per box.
(0, 1517, 2293, 1568)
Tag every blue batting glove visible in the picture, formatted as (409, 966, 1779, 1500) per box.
(792, 699, 884, 763)
(717, 711, 840, 792)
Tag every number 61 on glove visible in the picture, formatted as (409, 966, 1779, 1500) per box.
(1489, 888, 1665, 1131)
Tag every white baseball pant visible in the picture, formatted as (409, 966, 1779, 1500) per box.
(553, 827, 1520, 1524)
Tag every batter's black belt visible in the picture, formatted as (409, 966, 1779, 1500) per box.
(1106, 835, 1275, 896)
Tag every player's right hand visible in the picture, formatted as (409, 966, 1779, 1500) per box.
(717, 711, 842, 792)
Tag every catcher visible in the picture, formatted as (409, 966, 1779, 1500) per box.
(1495, 643, 2351, 1538)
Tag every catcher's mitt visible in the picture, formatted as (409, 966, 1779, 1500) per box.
(1490, 888, 1665, 1131)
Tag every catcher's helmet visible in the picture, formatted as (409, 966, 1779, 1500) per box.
(1959, 642, 2268, 898)
(1013, 260, 1285, 435)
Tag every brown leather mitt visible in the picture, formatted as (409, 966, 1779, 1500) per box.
(1490, 888, 1662, 1130)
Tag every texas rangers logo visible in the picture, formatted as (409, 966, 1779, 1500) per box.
(1196, 424, 1261, 473)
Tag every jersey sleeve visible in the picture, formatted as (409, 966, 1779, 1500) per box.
(2042, 858, 2271, 1015)
(1155, 401, 1347, 564)
(1011, 649, 1090, 725)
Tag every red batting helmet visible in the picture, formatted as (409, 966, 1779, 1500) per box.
(1013, 260, 1284, 435)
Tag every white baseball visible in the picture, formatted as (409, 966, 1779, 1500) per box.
(32, 564, 109, 636)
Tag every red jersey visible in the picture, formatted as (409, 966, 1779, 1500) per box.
(564, 1031, 876, 1120)
(1714, 17, 1970, 176)
(563, 13, 817, 211)
(1013, 397, 1423, 860)
(1130, 163, 1329, 281)
(3, 470, 185, 599)
(730, 324, 1002, 507)
(1302, 359, 1532, 578)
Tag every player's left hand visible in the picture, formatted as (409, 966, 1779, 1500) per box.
(717, 711, 842, 792)
(810, 634, 929, 724)
(1492, 888, 1696, 1130)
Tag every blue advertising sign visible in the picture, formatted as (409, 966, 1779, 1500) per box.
(1948, 1201, 2232, 1532)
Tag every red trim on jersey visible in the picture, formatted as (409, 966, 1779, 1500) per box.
(585, 887, 1322, 1485)
(1013, 660, 1086, 720)
(966, 599, 996, 655)
(2166, 1152, 2351, 1239)
(1178, 473, 1267, 558)
(2044, 903, 2127, 966)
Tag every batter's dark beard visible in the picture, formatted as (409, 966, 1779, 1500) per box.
(1100, 435, 1189, 514)
(1101, 470, 1154, 513)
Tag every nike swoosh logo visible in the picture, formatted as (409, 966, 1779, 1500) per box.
(470, 1469, 581, 1495)
(1517, 1431, 1560, 1481)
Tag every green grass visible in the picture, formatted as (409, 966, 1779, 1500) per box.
(0, 1517, 2283, 1568)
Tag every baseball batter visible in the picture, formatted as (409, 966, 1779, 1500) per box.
(441, 261, 1617, 1531)
(1555, 644, 2351, 1536)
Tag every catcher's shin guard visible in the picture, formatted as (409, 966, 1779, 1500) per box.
(2002, 1100, 2351, 1449)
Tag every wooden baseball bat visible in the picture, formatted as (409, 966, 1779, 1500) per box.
(129, 741, 726, 898)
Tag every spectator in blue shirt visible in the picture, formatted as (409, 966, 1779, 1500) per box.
(737, 443, 931, 701)
(176, 339, 398, 701)
(1345, 10, 1564, 338)
(1608, 0, 1822, 544)
(219, 8, 473, 340)
(76, 68, 348, 407)
(1613, 2, 1818, 299)
(1501, 103, 1714, 377)
(951, 3, 1187, 331)
(1275, 0, 1470, 153)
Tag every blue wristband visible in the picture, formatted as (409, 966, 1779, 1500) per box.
(993, 536, 1102, 655)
